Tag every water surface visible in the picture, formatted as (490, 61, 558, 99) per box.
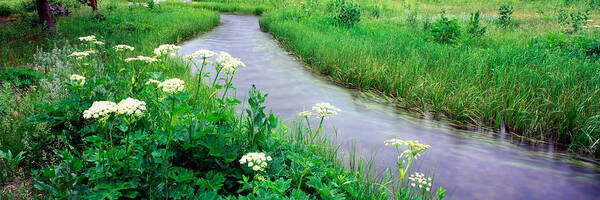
(178, 14, 600, 200)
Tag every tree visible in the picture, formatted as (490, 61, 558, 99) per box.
(36, 0, 55, 33)
(88, 0, 98, 12)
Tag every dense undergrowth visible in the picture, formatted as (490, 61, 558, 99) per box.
(194, 0, 600, 157)
(1, 0, 444, 199)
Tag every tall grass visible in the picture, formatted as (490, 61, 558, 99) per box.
(260, 9, 600, 156)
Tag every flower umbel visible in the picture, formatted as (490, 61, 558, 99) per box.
(70, 74, 86, 86)
(239, 152, 272, 172)
(68, 51, 95, 60)
(116, 98, 146, 117)
(124, 56, 161, 63)
(408, 172, 432, 192)
(113, 45, 135, 52)
(189, 49, 217, 59)
(83, 101, 117, 120)
(298, 111, 312, 118)
(158, 78, 185, 94)
(312, 103, 341, 119)
(216, 51, 246, 74)
(145, 79, 161, 85)
(153, 44, 181, 56)
(78, 35, 97, 42)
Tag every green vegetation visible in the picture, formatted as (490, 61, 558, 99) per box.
(202, 0, 600, 157)
(1, 0, 444, 199)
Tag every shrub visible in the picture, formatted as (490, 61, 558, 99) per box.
(589, 0, 600, 9)
(466, 11, 486, 39)
(557, 9, 589, 33)
(497, 4, 514, 27)
(430, 12, 461, 43)
(327, 0, 361, 27)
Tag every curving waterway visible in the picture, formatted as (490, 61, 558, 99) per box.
(177, 14, 600, 200)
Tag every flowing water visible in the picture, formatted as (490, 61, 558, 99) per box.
(177, 14, 600, 200)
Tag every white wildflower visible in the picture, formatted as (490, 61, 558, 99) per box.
(216, 51, 245, 74)
(311, 102, 341, 118)
(408, 172, 432, 192)
(83, 101, 117, 120)
(78, 35, 97, 42)
(124, 56, 161, 63)
(70, 74, 86, 86)
(145, 79, 161, 85)
(116, 98, 146, 117)
(240, 152, 271, 172)
(113, 45, 135, 51)
(153, 44, 181, 56)
(68, 50, 95, 60)
(298, 111, 312, 118)
(385, 139, 431, 158)
(158, 78, 185, 94)
(94, 41, 104, 45)
(191, 49, 217, 59)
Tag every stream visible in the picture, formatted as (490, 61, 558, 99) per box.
(177, 14, 600, 200)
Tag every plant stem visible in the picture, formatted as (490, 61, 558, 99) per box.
(211, 67, 222, 88)
(221, 73, 235, 101)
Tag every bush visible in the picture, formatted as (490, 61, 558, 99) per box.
(327, 0, 361, 27)
(497, 4, 514, 27)
(430, 12, 461, 43)
(466, 11, 486, 39)
(557, 9, 589, 33)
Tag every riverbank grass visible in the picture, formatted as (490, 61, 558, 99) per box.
(196, 0, 600, 157)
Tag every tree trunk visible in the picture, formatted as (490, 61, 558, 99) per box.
(89, 0, 98, 12)
(35, 0, 55, 33)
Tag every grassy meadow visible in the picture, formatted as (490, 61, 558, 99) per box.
(190, 0, 600, 157)
(0, 0, 443, 199)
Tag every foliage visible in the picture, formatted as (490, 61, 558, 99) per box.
(0, 68, 42, 89)
(557, 8, 590, 33)
(0, 150, 26, 184)
(497, 4, 514, 27)
(466, 11, 486, 39)
(429, 12, 461, 43)
(327, 0, 361, 27)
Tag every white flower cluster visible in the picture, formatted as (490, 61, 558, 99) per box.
(78, 35, 97, 42)
(298, 111, 312, 118)
(384, 139, 430, 151)
(145, 79, 161, 85)
(116, 98, 146, 117)
(158, 78, 185, 94)
(94, 41, 104, 45)
(83, 101, 117, 120)
(311, 102, 341, 118)
(70, 74, 86, 86)
(68, 50, 95, 60)
(113, 44, 135, 52)
(216, 52, 246, 74)
(239, 152, 272, 172)
(409, 172, 432, 191)
(188, 49, 217, 60)
(124, 56, 161, 63)
(153, 44, 181, 56)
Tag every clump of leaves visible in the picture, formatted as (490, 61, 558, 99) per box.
(557, 8, 589, 33)
(0, 150, 26, 184)
(497, 4, 514, 28)
(467, 11, 486, 39)
(429, 11, 461, 43)
(327, 0, 362, 27)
